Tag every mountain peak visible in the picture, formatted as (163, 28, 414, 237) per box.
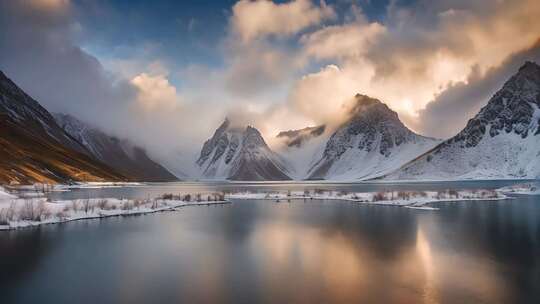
(452, 60, 540, 147)
(353, 93, 383, 108)
(518, 61, 540, 73)
(512, 60, 540, 85)
(346, 94, 399, 125)
(196, 120, 290, 180)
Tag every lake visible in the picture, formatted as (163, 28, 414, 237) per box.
(1, 181, 539, 303)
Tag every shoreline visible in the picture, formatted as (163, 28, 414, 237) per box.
(0, 199, 231, 231)
(226, 189, 511, 211)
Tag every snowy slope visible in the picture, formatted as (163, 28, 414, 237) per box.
(385, 61, 540, 180)
(197, 119, 291, 180)
(55, 113, 178, 182)
(307, 94, 440, 180)
(274, 125, 329, 179)
(0, 70, 125, 184)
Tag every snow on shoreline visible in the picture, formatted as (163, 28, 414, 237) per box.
(226, 189, 509, 210)
(497, 183, 540, 195)
(0, 187, 230, 231)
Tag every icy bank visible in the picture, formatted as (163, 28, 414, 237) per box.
(226, 189, 509, 210)
(498, 183, 540, 195)
(0, 192, 230, 231)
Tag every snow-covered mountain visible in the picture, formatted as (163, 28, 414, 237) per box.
(307, 94, 440, 180)
(0, 70, 125, 184)
(385, 61, 540, 180)
(54, 113, 177, 182)
(276, 125, 326, 148)
(196, 119, 291, 180)
(274, 125, 329, 179)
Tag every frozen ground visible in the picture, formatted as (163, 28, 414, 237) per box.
(0, 186, 230, 231)
(226, 189, 509, 211)
(498, 183, 540, 195)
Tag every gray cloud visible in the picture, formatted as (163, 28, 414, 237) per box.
(409, 41, 540, 139)
(0, 1, 224, 176)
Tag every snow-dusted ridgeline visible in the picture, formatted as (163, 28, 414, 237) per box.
(306, 94, 440, 181)
(54, 113, 178, 182)
(196, 119, 291, 181)
(385, 62, 540, 180)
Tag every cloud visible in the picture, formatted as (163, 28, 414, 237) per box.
(411, 41, 540, 139)
(300, 13, 385, 61)
(286, 0, 540, 136)
(2, 0, 540, 176)
(224, 42, 297, 97)
(131, 72, 182, 109)
(0, 0, 224, 175)
(289, 65, 360, 126)
(231, 0, 335, 43)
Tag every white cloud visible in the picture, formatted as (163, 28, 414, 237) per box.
(231, 0, 335, 43)
(300, 15, 385, 61)
(131, 72, 181, 109)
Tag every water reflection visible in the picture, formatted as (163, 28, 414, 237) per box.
(1, 194, 540, 303)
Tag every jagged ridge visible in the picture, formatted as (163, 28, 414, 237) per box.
(197, 119, 291, 181)
(308, 94, 440, 180)
(386, 61, 540, 180)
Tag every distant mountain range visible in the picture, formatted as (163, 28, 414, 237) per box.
(196, 61, 540, 181)
(2, 60, 539, 183)
(0, 69, 177, 184)
(197, 94, 439, 181)
(54, 114, 177, 182)
(0, 70, 125, 184)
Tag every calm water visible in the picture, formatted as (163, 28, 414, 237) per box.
(2, 181, 540, 304)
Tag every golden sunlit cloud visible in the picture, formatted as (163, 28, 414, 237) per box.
(231, 0, 335, 43)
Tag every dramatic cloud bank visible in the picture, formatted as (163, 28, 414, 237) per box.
(1, 0, 540, 174)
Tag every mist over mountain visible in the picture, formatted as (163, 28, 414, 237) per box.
(306, 94, 440, 180)
(386, 61, 540, 180)
(0, 70, 125, 184)
(196, 119, 291, 181)
(55, 113, 178, 182)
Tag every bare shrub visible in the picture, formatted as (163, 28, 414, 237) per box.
(19, 199, 35, 221)
(56, 211, 68, 221)
(196, 194, 202, 202)
(122, 201, 133, 211)
(82, 198, 91, 214)
(183, 194, 192, 202)
(6, 201, 16, 222)
(71, 200, 80, 212)
(217, 193, 225, 201)
(161, 193, 173, 200)
(97, 199, 109, 210)
(397, 191, 410, 200)
(0, 209, 9, 225)
(372, 192, 386, 202)
(18, 200, 49, 221)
